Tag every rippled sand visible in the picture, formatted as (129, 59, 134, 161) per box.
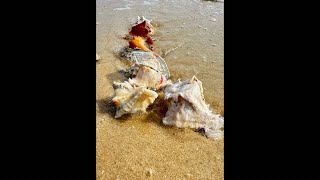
(96, 0, 224, 179)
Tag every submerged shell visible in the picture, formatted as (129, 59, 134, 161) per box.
(128, 65, 172, 90)
(112, 81, 158, 118)
(125, 50, 170, 79)
(162, 76, 224, 139)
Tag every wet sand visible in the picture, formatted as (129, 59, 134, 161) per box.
(96, 0, 224, 179)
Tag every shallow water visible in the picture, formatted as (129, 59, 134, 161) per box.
(96, 0, 224, 179)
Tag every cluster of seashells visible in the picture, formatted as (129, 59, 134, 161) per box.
(111, 16, 224, 139)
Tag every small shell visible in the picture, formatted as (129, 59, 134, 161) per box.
(96, 53, 101, 61)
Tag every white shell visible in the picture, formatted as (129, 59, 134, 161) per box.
(128, 65, 172, 90)
(112, 81, 158, 118)
(96, 53, 101, 61)
(162, 76, 224, 139)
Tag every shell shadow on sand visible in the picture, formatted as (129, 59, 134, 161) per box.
(96, 97, 132, 121)
(97, 97, 116, 117)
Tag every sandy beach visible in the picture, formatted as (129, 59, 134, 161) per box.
(96, 0, 224, 179)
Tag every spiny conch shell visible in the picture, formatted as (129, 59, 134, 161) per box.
(131, 16, 154, 36)
(129, 16, 154, 49)
(128, 65, 172, 90)
(162, 76, 224, 139)
(112, 81, 158, 118)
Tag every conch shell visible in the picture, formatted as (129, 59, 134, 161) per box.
(130, 16, 154, 37)
(162, 76, 224, 139)
(129, 36, 151, 51)
(128, 65, 172, 90)
(125, 50, 170, 79)
(112, 81, 158, 118)
(128, 16, 154, 50)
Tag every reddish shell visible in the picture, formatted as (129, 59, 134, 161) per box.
(159, 75, 164, 84)
(145, 37, 154, 45)
(128, 36, 150, 51)
(129, 21, 149, 37)
(112, 98, 119, 105)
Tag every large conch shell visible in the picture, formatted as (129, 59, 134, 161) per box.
(128, 65, 172, 90)
(112, 81, 158, 118)
(162, 76, 224, 139)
